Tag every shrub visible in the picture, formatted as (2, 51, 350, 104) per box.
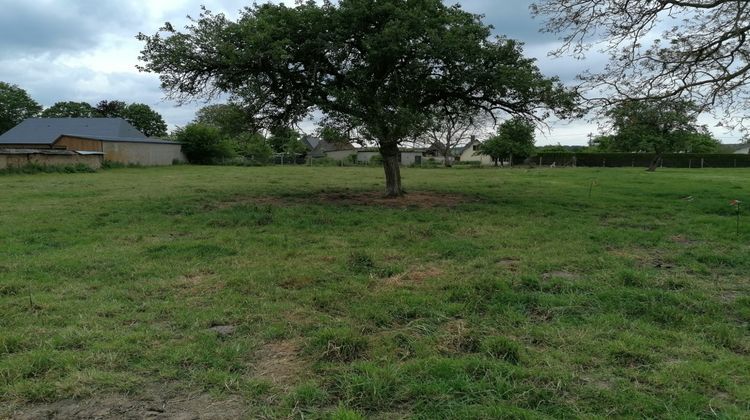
(174, 123, 236, 164)
(0, 163, 96, 175)
(233, 132, 273, 164)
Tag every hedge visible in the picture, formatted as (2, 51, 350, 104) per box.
(534, 152, 750, 168)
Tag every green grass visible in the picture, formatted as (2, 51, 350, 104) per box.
(0, 165, 748, 418)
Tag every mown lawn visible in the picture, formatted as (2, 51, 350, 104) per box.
(1, 165, 748, 418)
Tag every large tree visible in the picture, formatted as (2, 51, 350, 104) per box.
(0, 82, 42, 134)
(595, 99, 719, 170)
(532, 0, 750, 130)
(41, 101, 98, 118)
(138, 0, 576, 196)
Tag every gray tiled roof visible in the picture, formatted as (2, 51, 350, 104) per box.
(60, 134, 177, 145)
(0, 118, 149, 145)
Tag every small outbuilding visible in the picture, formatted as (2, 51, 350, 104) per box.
(0, 118, 184, 166)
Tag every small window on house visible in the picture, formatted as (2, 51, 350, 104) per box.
(415, 155, 422, 164)
(472, 145, 479, 151)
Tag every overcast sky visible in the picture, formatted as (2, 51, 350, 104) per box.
(0, 0, 740, 144)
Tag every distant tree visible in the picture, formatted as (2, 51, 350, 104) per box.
(93, 100, 167, 137)
(684, 132, 721, 154)
(41, 101, 97, 118)
(174, 123, 235, 164)
(137, 0, 576, 196)
(194, 103, 254, 138)
(480, 118, 536, 166)
(121, 103, 168, 137)
(267, 127, 306, 156)
(0, 82, 42, 134)
(233, 132, 273, 163)
(95, 100, 127, 118)
(600, 99, 716, 170)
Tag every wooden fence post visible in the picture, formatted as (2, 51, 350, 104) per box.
(701, 158, 704, 169)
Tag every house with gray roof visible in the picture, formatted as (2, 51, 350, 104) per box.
(0, 118, 184, 166)
(720, 143, 750, 154)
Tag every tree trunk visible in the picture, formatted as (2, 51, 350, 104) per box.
(647, 153, 662, 172)
(443, 151, 452, 167)
(380, 142, 404, 197)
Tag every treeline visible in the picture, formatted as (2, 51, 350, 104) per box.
(0, 81, 167, 137)
(536, 152, 750, 168)
(176, 104, 313, 164)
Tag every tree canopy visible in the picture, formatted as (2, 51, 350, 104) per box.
(93, 100, 168, 137)
(41, 101, 98, 118)
(479, 117, 536, 166)
(138, 0, 576, 195)
(532, 0, 750, 130)
(194, 103, 254, 138)
(0, 82, 42, 135)
(121, 103, 169, 137)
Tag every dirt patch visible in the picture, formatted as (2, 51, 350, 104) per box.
(316, 191, 474, 208)
(670, 235, 699, 245)
(438, 319, 480, 355)
(253, 340, 307, 390)
(382, 266, 443, 287)
(209, 325, 237, 336)
(214, 191, 476, 210)
(497, 258, 520, 272)
(542, 271, 578, 281)
(11, 386, 247, 419)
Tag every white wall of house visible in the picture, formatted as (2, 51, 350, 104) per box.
(357, 151, 380, 163)
(734, 146, 750, 154)
(399, 151, 425, 166)
(458, 142, 493, 165)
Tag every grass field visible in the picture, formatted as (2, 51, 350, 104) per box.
(1, 165, 749, 418)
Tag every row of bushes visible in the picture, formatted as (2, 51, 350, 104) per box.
(535, 152, 750, 168)
(0, 163, 96, 176)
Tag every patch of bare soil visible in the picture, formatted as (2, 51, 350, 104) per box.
(542, 271, 578, 281)
(382, 266, 443, 287)
(670, 235, 699, 245)
(214, 191, 477, 210)
(496, 258, 520, 272)
(315, 191, 474, 208)
(11, 386, 247, 420)
(606, 248, 678, 270)
(253, 340, 307, 390)
(437, 319, 480, 354)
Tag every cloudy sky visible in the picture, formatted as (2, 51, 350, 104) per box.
(0, 0, 739, 144)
